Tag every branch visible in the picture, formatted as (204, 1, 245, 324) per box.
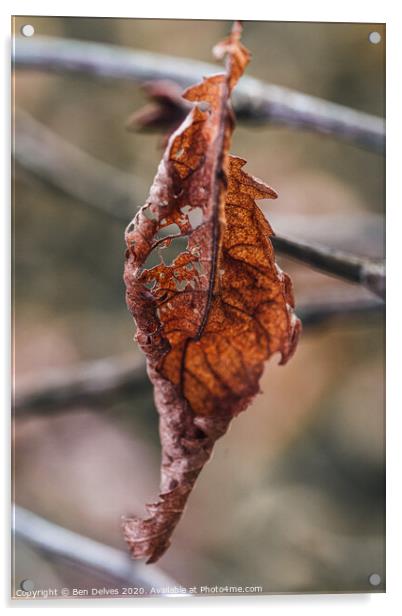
(13, 505, 181, 594)
(13, 297, 383, 417)
(13, 108, 136, 221)
(13, 36, 385, 153)
(13, 110, 385, 298)
(298, 297, 384, 327)
(272, 235, 385, 299)
(14, 354, 147, 416)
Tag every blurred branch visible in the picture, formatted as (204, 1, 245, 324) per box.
(13, 110, 385, 299)
(267, 213, 384, 260)
(13, 108, 135, 221)
(13, 505, 180, 592)
(13, 35, 385, 152)
(298, 297, 384, 327)
(14, 353, 147, 416)
(14, 297, 383, 417)
(272, 235, 385, 299)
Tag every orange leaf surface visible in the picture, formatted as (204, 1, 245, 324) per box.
(123, 21, 301, 563)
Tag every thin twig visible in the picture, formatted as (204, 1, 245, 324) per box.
(13, 110, 385, 298)
(13, 35, 385, 152)
(13, 298, 383, 417)
(12, 505, 181, 594)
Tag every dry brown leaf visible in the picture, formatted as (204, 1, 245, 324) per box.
(126, 80, 190, 145)
(123, 21, 301, 564)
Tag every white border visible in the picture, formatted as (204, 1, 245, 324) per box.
(0, 0, 392, 21)
(2, 0, 402, 614)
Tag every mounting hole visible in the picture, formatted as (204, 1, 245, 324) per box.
(21, 24, 35, 38)
(20, 579, 34, 591)
(368, 573, 382, 587)
(368, 31, 381, 45)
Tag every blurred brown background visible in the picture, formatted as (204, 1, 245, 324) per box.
(12, 17, 385, 595)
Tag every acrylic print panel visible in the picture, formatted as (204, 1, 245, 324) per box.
(12, 16, 385, 599)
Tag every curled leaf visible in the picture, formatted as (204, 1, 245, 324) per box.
(126, 80, 190, 142)
(123, 21, 301, 563)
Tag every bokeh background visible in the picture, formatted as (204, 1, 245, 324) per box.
(12, 17, 385, 595)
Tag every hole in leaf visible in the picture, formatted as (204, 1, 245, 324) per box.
(157, 223, 180, 239)
(143, 205, 157, 220)
(194, 260, 206, 275)
(161, 236, 189, 266)
(140, 248, 162, 271)
(174, 278, 188, 291)
(188, 207, 203, 229)
(198, 102, 210, 112)
(144, 279, 156, 290)
(181, 205, 203, 230)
